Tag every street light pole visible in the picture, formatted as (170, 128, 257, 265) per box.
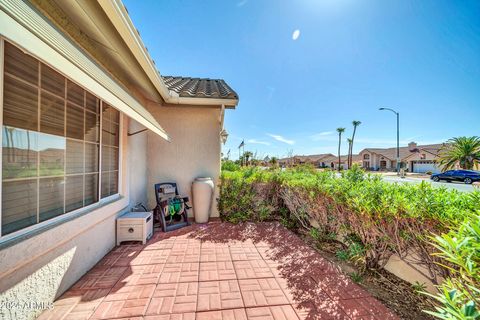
(379, 107, 400, 175)
(396, 111, 400, 174)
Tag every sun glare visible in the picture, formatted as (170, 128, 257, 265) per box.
(292, 29, 301, 40)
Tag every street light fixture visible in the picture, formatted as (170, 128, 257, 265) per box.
(379, 107, 400, 175)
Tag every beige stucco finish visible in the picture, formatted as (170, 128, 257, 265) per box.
(404, 151, 437, 162)
(147, 105, 222, 218)
(127, 119, 149, 208)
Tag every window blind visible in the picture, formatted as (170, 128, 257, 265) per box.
(1, 41, 119, 236)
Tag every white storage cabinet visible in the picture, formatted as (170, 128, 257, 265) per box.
(117, 211, 153, 245)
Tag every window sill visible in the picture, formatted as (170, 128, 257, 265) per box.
(0, 194, 125, 251)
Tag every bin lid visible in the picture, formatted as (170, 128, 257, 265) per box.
(118, 211, 152, 220)
(194, 177, 212, 181)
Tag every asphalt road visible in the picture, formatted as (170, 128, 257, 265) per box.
(381, 175, 475, 193)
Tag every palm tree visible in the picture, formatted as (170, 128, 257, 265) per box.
(347, 138, 352, 169)
(348, 121, 361, 167)
(7, 127, 15, 163)
(437, 136, 480, 171)
(336, 128, 345, 171)
(244, 151, 253, 166)
(269, 156, 278, 167)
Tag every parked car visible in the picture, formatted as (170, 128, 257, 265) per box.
(431, 170, 480, 184)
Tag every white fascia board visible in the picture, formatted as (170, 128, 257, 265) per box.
(97, 0, 172, 101)
(174, 97, 238, 108)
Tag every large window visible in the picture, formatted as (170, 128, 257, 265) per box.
(1, 41, 120, 236)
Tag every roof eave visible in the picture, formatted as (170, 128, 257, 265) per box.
(99, 0, 238, 108)
(167, 96, 238, 108)
(98, 0, 172, 101)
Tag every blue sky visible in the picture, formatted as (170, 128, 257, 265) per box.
(124, 0, 480, 159)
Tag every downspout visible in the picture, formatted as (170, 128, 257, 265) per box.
(220, 104, 225, 129)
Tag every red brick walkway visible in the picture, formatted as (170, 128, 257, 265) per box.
(39, 222, 398, 320)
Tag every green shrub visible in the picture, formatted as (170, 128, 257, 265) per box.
(413, 281, 428, 293)
(309, 226, 336, 242)
(221, 160, 241, 172)
(219, 166, 480, 319)
(334, 234, 367, 267)
(425, 214, 480, 319)
(349, 271, 364, 283)
(336, 250, 350, 261)
(219, 166, 480, 284)
(341, 164, 365, 183)
(218, 167, 280, 223)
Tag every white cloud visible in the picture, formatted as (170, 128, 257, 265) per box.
(267, 134, 295, 145)
(292, 29, 300, 40)
(310, 131, 337, 141)
(247, 139, 271, 146)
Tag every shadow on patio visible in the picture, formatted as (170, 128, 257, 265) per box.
(38, 221, 398, 320)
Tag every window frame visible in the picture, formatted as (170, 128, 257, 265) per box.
(0, 38, 123, 239)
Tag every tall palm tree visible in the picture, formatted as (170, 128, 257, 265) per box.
(348, 121, 361, 167)
(337, 128, 345, 171)
(437, 136, 480, 171)
(346, 138, 352, 169)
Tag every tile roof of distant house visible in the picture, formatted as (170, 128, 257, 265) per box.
(290, 154, 334, 161)
(308, 154, 336, 162)
(162, 76, 238, 100)
(321, 154, 351, 163)
(361, 143, 446, 160)
(279, 153, 352, 163)
(351, 154, 363, 162)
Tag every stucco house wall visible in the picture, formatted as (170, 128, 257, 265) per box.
(359, 150, 393, 170)
(147, 105, 222, 218)
(359, 150, 373, 169)
(127, 119, 149, 207)
(406, 151, 437, 162)
(379, 156, 394, 169)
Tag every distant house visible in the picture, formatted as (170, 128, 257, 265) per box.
(318, 154, 362, 170)
(358, 142, 445, 173)
(278, 154, 334, 167)
(277, 153, 364, 169)
(310, 154, 336, 168)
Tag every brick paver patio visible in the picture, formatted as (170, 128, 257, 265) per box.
(38, 221, 398, 320)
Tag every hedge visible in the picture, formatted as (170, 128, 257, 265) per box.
(218, 165, 480, 319)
